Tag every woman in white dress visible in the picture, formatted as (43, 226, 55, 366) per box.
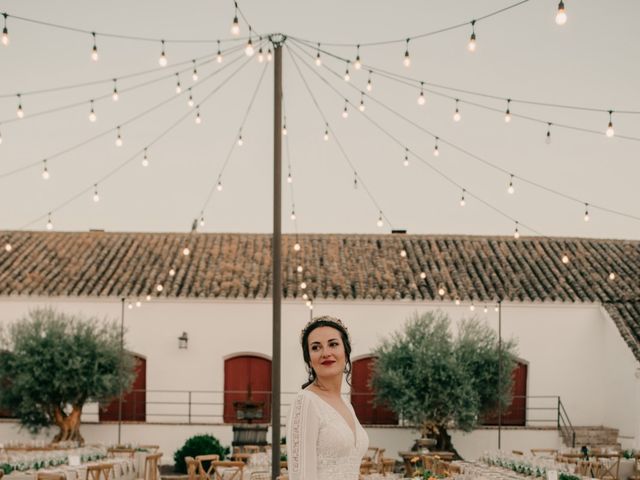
(286, 316, 369, 480)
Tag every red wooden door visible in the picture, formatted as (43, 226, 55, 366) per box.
(224, 356, 271, 424)
(351, 357, 398, 425)
(483, 361, 527, 426)
(100, 355, 146, 422)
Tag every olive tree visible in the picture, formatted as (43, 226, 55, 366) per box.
(371, 310, 517, 455)
(0, 307, 135, 443)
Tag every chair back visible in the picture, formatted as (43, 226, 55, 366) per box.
(381, 458, 395, 475)
(85, 464, 114, 480)
(211, 461, 244, 480)
(108, 448, 136, 459)
(195, 454, 220, 480)
(594, 453, 621, 480)
(142, 452, 163, 480)
(185, 456, 198, 480)
(37, 474, 66, 480)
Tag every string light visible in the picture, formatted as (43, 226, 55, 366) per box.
(297, 265, 303, 273)
(300, 281, 307, 290)
(420, 272, 427, 280)
(112, 79, 119, 101)
(606, 111, 615, 137)
(366, 71, 373, 92)
(182, 247, 190, 256)
(216, 179, 223, 191)
(294, 242, 301, 251)
(127, 301, 133, 310)
(403, 147, 409, 167)
(90, 32, 98, 61)
(483, 305, 489, 314)
(244, 28, 254, 57)
(455, 299, 461, 306)
(403, 39, 411, 67)
(494, 305, 499, 312)
(16, 94, 24, 118)
(400, 249, 407, 258)
(290, 209, 296, 220)
(146, 294, 152, 301)
(156, 284, 164, 292)
(467, 20, 477, 52)
(504, 99, 512, 123)
(237, 131, 244, 146)
(315, 43, 322, 66)
(2, 13, 8, 46)
(353, 172, 358, 189)
(135, 300, 142, 308)
(323, 124, 329, 141)
(433, 137, 440, 157)
(342, 99, 349, 119)
(41, 160, 50, 180)
(608, 272, 616, 281)
(354, 45, 362, 70)
(190, 59, 198, 81)
(115, 126, 123, 146)
(158, 40, 167, 67)
(195, 107, 202, 124)
(470, 303, 475, 311)
(88, 100, 97, 122)
(546, 123, 552, 144)
(359, 93, 365, 112)
(199, 216, 205, 227)
(583, 203, 590, 222)
(217, 41, 223, 63)
(231, 6, 240, 36)
(302, 293, 308, 300)
(4, 242, 11, 252)
(376, 211, 383, 227)
(46, 213, 53, 231)
(187, 89, 194, 108)
(417, 82, 426, 106)
(257, 42, 265, 63)
(460, 188, 466, 207)
(169, 268, 176, 276)
(343, 60, 351, 82)
(507, 174, 515, 194)
(92, 184, 100, 202)
(513, 221, 520, 239)
(438, 286, 445, 297)
(555, 1, 567, 25)
(266, 47, 273, 62)
(287, 172, 293, 183)
(142, 148, 149, 167)
(175, 73, 182, 94)
(453, 99, 461, 122)
(561, 254, 569, 264)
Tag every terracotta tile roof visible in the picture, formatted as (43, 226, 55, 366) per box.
(1, 231, 638, 358)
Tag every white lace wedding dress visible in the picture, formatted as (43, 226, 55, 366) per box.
(287, 389, 369, 480)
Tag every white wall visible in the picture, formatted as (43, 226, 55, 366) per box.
(0, 297, 638, 452)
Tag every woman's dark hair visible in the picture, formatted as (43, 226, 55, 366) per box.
(300, 316, 352, 389)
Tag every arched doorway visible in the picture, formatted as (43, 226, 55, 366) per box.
(99, 354, 146, 422)
(223, 355, 271, 424)
(351, 356, 398, 425)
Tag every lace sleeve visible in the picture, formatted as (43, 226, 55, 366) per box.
(286, 392, 319, 480)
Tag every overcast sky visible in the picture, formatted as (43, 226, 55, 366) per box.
(0, 0, 638, 240)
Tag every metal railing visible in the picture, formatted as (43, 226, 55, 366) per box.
(558, 397, 576, 447)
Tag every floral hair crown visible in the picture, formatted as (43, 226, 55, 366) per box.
(300, 315, 350, 344)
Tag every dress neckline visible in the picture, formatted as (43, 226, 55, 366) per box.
(303, 388, 358, 445)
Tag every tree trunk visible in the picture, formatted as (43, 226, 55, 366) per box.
(52, 404, 85, 444)
(433, 425, 462, 460)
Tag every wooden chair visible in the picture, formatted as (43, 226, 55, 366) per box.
(86, 464, 114, 480)
(37, 474, 66, 480)
(195, 454, 220, 480)
(108, 447, 136, 459)
(531, 448, 558, 457)
(139, 452, 162, 480)
(630, 452, 640, 480)
(185, 456, 198, 480)
(360, 460, 377, 475)
(381, 458, 396, 475)
(211, 461, 244, 480)
(594, 453, 621, 480)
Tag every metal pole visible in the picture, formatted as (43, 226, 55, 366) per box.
(271, 36, 284, 480)
(498, 300, 502, 450)
(118, 297, 125, 445)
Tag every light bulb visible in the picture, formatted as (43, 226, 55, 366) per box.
(195, 111, 202, 124)
(400, 250, 407, 258)
(169, 268, 176, 276)
(46, 216, 53, 230)
(546, 126, 552, 144)
(315, 53, 322, 66)
(484, 306, 488, 314)
(176, 81, 182, 94)
(344, 66, 350, 82)
(562, 254, 569, 264)
(297, 265, 303, 273)
(142, 150, 149, 167)
(112, 81, 119, 101)
(16, 104, 23, 119)
(42, 162, 50, 180)
(470, 303, 475, 311)
(455, 299, 461, 305)
(244, 38, 254, 57)
(216, 181, 223, 191)
(433, 145, 439, 157)
(302, 293, 308, 300)
(2, 26, 8, 46)
(237, 135, 244, 146)
(91, 46, 98, 62)
(584, 204, 590, 222)
(606, 122, 614, 138)
(217, 51, 223, 63)
(136, 300, 142, 308)
(192, 65, 199, 82)
(290, 211, 296, 221)
(146, 294, 152, 301)
(88, 103, 97, 122)
(257, 47, 264, 63)
(231, 15, 240, 35)
(504, 110, 512, 123)
(158, 41, 167, 66)
(287, 173, 293, 183)
(366, 77, 373, 92)
(156, 284, 164, 292)
(403, 51, 411, 67)
(199, 216, 205, 227)
(608, 272, 615, 281)
(359, 99, 365, 112)
(417, 85, 426, 105)
(555, 1, 567, 25)
(182, 247, 190, 256)
(266, 48, 273, 62)
(282, 125, 287, 135)
(115, 128, 123, 147)
(420, 272, 427, 279)
(438, 287, 445, 296)
(306, 300, 312, 307)
(514, 223, 520, 239)
(453, 101, 461, 122)
(376, 216, 383, 227)
(92, 185, 100, 202)
(403, 154, 409, 167)
(342, 106, 349, 119)
(508, 176, 515, 194)
(460, 190, 466, 207)
(494, 306, 499, 312)
(127, 302, 133, 310)
(323, 129, 329, 141)
(354, 47, 362, 70)
(188, 94, 194, 108)
(467, 25, 477, 52)
(300, 282, 307, 289)
(4, 243, 11, 252)
(294, 243, 301, 251)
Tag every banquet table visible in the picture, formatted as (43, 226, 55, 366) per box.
(3, 457, 136, 480)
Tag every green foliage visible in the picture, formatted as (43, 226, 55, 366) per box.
(371, 311, 517, 434)
(173, 434, 229, 474)
(0, 307, 135, 434)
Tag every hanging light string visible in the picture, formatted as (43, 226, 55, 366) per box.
(0, 10, 254, 44)
(286, 45, 394, 230)
(282, 93, 299, 235)
(232, 0, 263, 39)
(16, 55, 257, 231)
(288, 40, 640, 224)
(0, 49, 231, 126)
(287, 0, 529, 48)
(0, 43, 246, 100)
(195, 62, 269, 223)
(0, 45, 253, 182)
(289, 39, 640, 139)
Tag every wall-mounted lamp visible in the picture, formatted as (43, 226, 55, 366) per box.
(178, 332, 188, 349)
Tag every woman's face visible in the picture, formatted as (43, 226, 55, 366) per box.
(307, 326, 346, 380)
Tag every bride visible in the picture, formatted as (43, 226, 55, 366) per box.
(286, 316, 369, 480)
